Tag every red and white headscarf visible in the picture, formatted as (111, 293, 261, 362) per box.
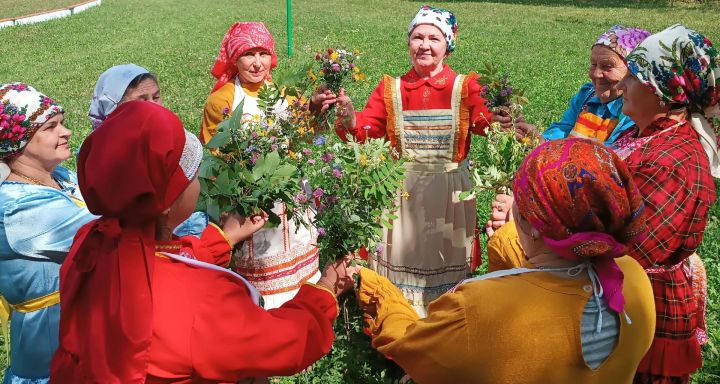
(210, 22, 278, 92)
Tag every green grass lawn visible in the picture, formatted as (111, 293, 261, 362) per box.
(1, 0, 719, 382)
(0, 0, 84, 19)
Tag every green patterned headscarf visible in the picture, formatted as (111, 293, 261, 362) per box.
(626, 24, 720, 177)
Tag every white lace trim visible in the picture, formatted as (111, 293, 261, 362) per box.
(179, 130, 203, 180)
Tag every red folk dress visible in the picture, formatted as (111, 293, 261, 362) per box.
(336, 64, 491, 316)
(617, 118, 716, 383)
(147, 244, 338, 383)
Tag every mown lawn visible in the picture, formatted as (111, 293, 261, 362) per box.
(0, 0, 719, 382)
(0, 0, 83, 19)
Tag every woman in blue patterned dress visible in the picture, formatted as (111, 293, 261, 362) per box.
(0, 83, 97, 383)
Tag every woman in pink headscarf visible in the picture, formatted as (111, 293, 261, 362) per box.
(200, 22, 333, 310)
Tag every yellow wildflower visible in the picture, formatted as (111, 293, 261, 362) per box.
(359, 154, 368, 166)
(353, 74, 360, 81)
(296, 126, 306, 135)
(521, 137, 531, 145)
(353, 66, 360, 73)
(353, 48, 360, 55)
(288, 150, 296, 159)
(307, 69, 317, 82)
(401, 191, 410, 200)
(319, 70, 325, 77)
(330, 52, 339, 61)
(380, 154, 386, 161)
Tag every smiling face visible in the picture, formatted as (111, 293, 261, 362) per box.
(18, 113, 72, 169)
(589, 45, 628, 103)
(408, 24, 448, 76)
(236, 47, 272, 85)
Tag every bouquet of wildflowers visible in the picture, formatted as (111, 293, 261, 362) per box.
(461, 64, 536, 196)
(462, 126, 537, 196)
(198, 67, 331, 226)
(311, 48, 365, 93)
(198, 97, 303, 226)
(294, 136, 405, 262)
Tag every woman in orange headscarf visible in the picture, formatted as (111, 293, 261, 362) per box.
(51, 101, 356, 383)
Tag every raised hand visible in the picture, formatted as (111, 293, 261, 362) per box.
(335, 88, 356, 129)
(317, 255, 360, 297)
(485, 194, 514, 237)
(309, 84, 338, 116)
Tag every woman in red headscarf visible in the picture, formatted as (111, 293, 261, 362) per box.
(50, 101, 356, 383)
(199, 22, 337, 310)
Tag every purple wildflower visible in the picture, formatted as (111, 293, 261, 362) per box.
(317, 227, 327, 237)
(293, 192, 308, 204)
(308, 159, 316, 165)
(320, 152, 334, 163)
(313, 188, 324, 198)
(331, 63, 341, 72)
(271, 144, 279, 151)
(303, 148, 312, 156)
(376, 243, 385, 254)
(314, 135, 327, 145)
(332, 168, 342, 178)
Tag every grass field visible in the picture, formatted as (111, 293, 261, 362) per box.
(0, 0, 83, 19)
(0, 0, 719, 382)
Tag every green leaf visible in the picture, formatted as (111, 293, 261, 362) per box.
(264, 151, 281, 174)
(205, 129, 230, 149)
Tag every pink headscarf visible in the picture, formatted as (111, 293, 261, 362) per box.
(210, 22, 278, 92)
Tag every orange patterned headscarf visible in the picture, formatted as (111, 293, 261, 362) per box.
(513, 138, 647, 314)
(210, 22, 278, 92)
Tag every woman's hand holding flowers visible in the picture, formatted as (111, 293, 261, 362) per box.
(310, 84, 338, 116)
(335, 88, 356, 130)
(221, 211, 268, 245)
(317, 255, 361, 297)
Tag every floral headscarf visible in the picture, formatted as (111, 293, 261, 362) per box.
(0, 82, 63, 161)
(407, 5, 458, 53)
(626, 24, 720, 177)
(210, 22, 278, 92)
(593, 25, 651, 59)
(513, 138, 647, 315)
(89, 63, 151, 130)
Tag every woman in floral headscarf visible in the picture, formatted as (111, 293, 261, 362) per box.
(200, 22, 334, 309)
(0, 83, 96, 383)
(355, 139, 656, 383)
(487, 25, 651, 241)
(332, 5, 494, 316)
(613, 24, 718, 384)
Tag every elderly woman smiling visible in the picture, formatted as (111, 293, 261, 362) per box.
(487, 25, 651, 238)
(512, 25, 651, 145)
(0, 83, 97, 383)
(200, 22, 332, 309)
(332, 6, 495, 316)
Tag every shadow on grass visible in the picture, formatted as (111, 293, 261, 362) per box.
(423, 0, 719, 10)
